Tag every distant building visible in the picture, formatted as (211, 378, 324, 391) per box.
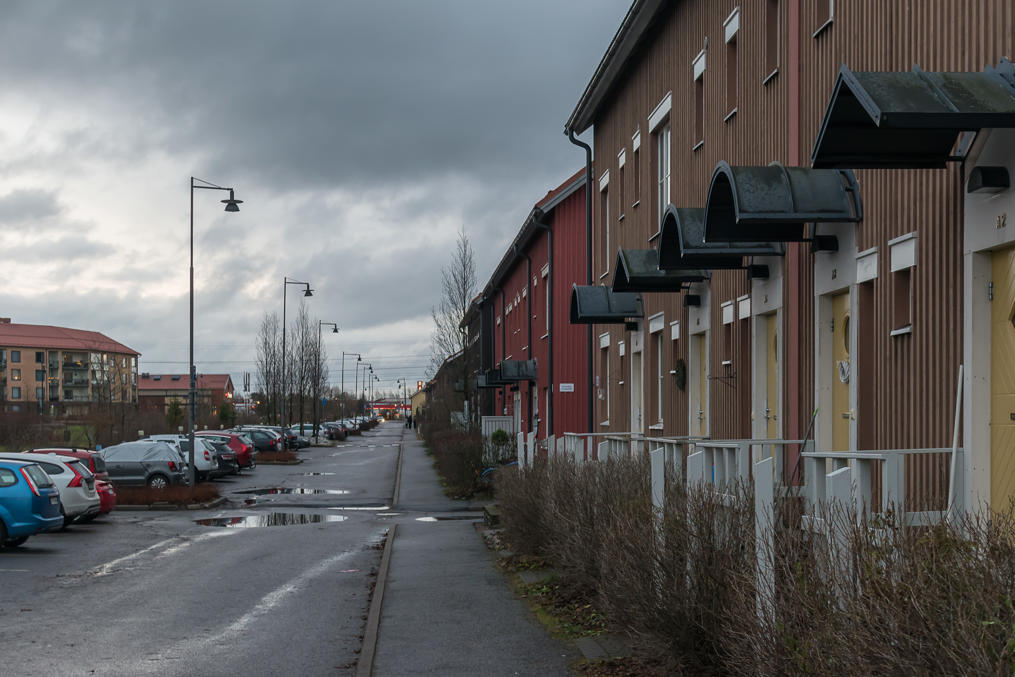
(137, 373, 234, 418)
(0, 317, 140, 414)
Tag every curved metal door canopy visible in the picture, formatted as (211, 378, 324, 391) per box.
(703, 161, 863, 244)
(811, 59, 1015, 169)
(657, 205, 783, 271)
(569, 283, 644, 325)
(612, 247, 707, 293)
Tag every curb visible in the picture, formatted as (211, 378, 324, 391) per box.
(357, 523, 397, 677)
(114, 495, 228, 511)
(257, 459, 303, 465)
(391, 433, 404, 509)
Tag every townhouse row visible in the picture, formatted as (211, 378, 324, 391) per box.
(462, 0, 1015, 514)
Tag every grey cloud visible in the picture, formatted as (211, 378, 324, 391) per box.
(0, 188, 62, 223)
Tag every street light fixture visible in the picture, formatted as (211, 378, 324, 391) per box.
(315, 321, 339, 438)
(280, 277, 313, 429)
(189, 177, 242, 492)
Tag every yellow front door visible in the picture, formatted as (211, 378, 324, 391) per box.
(991, 247, 1015, 513)
(832, 292, 850, 451)
(766, 314, 779, 439)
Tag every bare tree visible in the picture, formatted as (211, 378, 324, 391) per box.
(429, 226, 478, 375)
(429, 226, 479, 426)
(255, 312, 282, 423)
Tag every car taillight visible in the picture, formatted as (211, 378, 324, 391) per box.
(67, 463, 84, 488)
(204, 450, 211, 461)
(20, 468, 40, 496)
(168, 461, 178, 471)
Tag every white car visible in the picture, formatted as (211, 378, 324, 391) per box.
(142, 435, 217, 481)
(0, 452, 100, 527)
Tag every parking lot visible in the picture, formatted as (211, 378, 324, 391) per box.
(2, 422, 403, 676)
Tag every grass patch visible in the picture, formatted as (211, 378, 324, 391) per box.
(516, 575, 607, 640)
(116, 484, 220, 506)
(572, 657, 669, 677)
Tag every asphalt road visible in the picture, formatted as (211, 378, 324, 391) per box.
(1, 422, 404, 676)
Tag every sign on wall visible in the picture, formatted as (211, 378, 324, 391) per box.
(559, 383, 575, 392)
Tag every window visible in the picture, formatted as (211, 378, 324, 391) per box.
(655, 332, 664, 423)
(724, 8, 739, 119)
(10, 350, 20, 363)
(599, 173, 610, 277)
(814, 0, 834, 37)
(0, 468, 16, 487)
(35, 387, 43, 400)
(656, 123, 671, 227)
(11, 369, 21, 382)
(889, 233, 917, 335)
(11, 386, 21, 399)
(693, 50, 706, 149)
(542, 265, 550, 335)
(599, 334, 611, 424)
(34, 351, 44, 363)
(617, 148, 626, 221)
(35, 369, 45, 381)
(765, 0, 780, 80)
(632, 128, 642, 207)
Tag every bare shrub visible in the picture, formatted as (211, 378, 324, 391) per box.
(115, 483, 220, 506)
(427, 429, 484, 497)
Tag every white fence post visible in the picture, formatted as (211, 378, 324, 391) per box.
(650, 447, 665, 517)
(516, 432, 524, 468)
(526, 432, 536, 466)
(754, 455, 775, 624)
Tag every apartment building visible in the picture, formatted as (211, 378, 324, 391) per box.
(465, 169, 589, 449)
(0, 318, 140, 413)
(563, 1, 1015, 511)
(137, 373, 235, 418)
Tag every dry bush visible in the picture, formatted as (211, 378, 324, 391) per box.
(115, 483, 220, 506)
(259, 451, 299, 463)
(427, 429, 484, 497)
(499, 457, 1015, 674)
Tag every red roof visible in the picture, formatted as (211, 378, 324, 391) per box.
(137, 373, 234, 392)
(536, 168, 585, 209)
(0, 321, 139, 356)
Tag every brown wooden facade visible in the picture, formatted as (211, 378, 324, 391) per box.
(566, 0, 1015, 504)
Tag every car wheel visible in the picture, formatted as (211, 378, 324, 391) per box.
(148, 474, 169, 489)
(0, 520, 6, 549)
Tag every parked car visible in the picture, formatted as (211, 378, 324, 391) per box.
(93, 479, 117, 516)
(207, 440, 239, 476)
(142, 435, 217, 481)
(321, 422, 347, 441)
(0, 452, 100, 526)
(100, 441, 188, 488)
(287, 427, 312, 448)
(196, 431, 256, 469)
(233, 427, 281, 453)
(32, 447, 109, 480)
(0, 460, 63, 548)
(31, 449, 116, 518)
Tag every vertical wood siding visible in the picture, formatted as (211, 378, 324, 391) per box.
(584, 0, 1013, 496)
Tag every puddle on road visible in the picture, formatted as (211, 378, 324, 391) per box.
(415, 515, 482, 522)
(327, 505, 390, 512)
(195, 513, 349, 528)
(291, 472, 336, 477)
(236, 487, 350, 496)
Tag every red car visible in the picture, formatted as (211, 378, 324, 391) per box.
(30, 448, 117, 517)
(195, 432, 257, 469)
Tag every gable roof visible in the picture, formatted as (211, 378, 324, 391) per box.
(138, 373, 234, 392)
(565, 0, 668, 134)
(0, 321, 139, 356)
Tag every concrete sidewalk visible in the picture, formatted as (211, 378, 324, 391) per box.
(371, 431, 576, 676)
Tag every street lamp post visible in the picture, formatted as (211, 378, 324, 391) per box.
(341, 352, 361, 421)
(358, 363, 372, 417)
(315, 321, 338, 438)
(280, 277, 313, 430)
(189, 177, 242, 492)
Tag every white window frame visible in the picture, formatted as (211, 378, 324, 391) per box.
(657, 123, 670, 229)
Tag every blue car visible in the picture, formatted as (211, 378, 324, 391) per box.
(0, 460, 63, 548)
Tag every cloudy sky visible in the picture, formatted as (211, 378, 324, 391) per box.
(0, 1, 626, 397)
